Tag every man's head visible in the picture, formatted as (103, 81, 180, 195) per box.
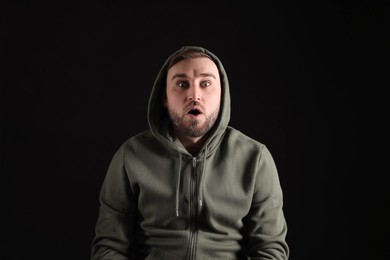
(164, 49, 222, 141)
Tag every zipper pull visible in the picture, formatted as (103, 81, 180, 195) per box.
(192, 157, 197, 167)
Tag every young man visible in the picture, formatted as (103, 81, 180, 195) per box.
(91, 46, 289, 259)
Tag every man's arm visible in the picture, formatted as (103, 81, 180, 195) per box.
(246, 145, 289, 260)
(91, 146, 136, 260)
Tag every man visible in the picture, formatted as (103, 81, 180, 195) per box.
(91, 46, 289, 259)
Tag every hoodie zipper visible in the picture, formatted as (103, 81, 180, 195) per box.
(188, 156, 198, 260)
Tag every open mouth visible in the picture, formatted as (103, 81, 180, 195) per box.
(187, 109, 201, 115)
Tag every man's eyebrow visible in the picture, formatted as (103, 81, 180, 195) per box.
(199, 73, 216, 79)
(171, 73, 187, 80)
(171, 72, 217, 80)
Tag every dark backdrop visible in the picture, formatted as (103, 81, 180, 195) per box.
(2, 2, 388, 260)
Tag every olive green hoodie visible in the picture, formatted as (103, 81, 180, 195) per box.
(91, 46, 289, 259)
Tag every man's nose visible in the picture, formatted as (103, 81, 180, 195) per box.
(188, 86, 201, 101)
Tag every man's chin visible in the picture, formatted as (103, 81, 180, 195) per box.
(180, 125, 208, 138)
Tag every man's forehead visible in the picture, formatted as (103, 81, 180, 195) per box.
(167, 58, 219, 78)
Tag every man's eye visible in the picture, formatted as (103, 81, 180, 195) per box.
(178, 81, 189, 88)
(201, 81, 211, 87)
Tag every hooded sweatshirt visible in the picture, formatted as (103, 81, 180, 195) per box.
(91, 46, 289, 260)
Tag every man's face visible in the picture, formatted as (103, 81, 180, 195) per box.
(165, 57, 221, 138)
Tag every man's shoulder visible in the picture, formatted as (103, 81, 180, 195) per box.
(119, 129, 156, 150)
(224, 126, 265, 149)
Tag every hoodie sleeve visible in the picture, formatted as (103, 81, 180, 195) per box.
(91, 145, 136, 260)
(246, 145, 289, 260)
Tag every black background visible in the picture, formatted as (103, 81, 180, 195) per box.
(2, 2, 388, 260)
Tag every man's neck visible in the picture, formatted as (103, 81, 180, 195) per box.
(177, 134, 208, 156)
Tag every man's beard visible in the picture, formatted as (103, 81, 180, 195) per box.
(167, 108, 219, 138)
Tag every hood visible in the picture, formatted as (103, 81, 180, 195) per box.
(147, 46, 231, 156)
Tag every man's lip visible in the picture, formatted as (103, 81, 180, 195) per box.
(185, 113, 201, 118)
(186, 106, 203, 114)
